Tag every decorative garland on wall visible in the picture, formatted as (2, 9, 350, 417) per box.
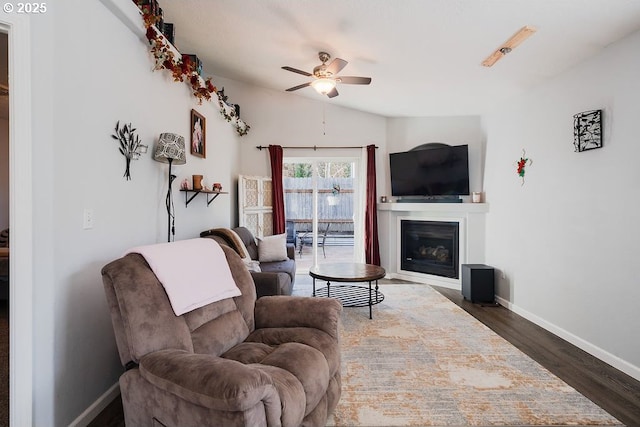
(140, 11, 250, 136)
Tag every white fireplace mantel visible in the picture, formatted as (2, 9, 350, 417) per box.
(378, 202, 489, 214)
(377, 202, 489, 289)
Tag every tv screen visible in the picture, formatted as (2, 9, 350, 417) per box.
(390, 145, 470, 197)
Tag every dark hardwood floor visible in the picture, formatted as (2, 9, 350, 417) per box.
(434, 286, 640, 426)
(89, 286, 640, 426)
(0, 300, 8, 427)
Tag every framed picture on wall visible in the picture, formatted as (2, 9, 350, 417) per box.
(190, 109, 206, 158)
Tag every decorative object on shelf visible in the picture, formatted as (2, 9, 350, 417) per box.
(380, 196, 387, 203)
(472, 192, 482, 203)
(190, 109, 206, 158)
(180, 178, 189, 190)
(153, 133, 186, 242)
(111, 121, 148, 181)
(137, 5, 251, 136)
(145, 26, 214, 101)
(135, 0, 161, 24)
(162, 22, 175, 44)
(213, 182, 222, 192)
(516, 149, 532, 186)
(573, 109, 602, 152)
(192, 174, 203, 191)
(182, 54, 203, 76)
(217, 88, 250, 136)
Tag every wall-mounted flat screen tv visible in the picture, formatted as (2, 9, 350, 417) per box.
(390, 144, 470, 197)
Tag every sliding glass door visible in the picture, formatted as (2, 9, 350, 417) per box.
(283, 157, 361, 272)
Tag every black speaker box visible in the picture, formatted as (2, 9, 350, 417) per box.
(461, 264, 495, 303)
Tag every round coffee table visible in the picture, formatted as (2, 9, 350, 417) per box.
(309, 263, 386, 319)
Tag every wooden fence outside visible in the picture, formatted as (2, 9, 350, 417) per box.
(284, 177, 354, 233)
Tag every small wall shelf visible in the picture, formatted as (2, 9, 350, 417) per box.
(180, 189, 228, 207)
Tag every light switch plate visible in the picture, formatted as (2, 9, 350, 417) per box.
(83, 209, 94, 230)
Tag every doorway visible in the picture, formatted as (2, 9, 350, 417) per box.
(0, 29, 8, 426)
(2, 13, 35, 426)
(283, 157, 362, 272)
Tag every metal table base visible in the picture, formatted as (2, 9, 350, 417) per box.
(313, 279, 384, 319)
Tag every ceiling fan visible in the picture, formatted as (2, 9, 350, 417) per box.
(282, 51, 372, 98)
(482, 26, 537, 67)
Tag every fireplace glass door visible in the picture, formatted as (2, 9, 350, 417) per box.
(400, 220, 459, 278)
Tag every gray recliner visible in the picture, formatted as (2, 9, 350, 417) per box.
(101, 244, 342, 426)
(201, 227, 296, 298)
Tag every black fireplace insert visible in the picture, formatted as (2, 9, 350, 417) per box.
(400, 220, 459, 278)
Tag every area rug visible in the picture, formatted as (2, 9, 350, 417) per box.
(320, 284, 621, 426)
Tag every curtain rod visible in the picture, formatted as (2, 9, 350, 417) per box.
(256, 145, 378, 151)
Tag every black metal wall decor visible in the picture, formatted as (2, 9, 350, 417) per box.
(573, 109, 603, 152)
(111, 121, 148, 180)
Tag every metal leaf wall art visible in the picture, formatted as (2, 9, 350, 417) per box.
(111, 121, 148, 180)
(573, 110, 602, 152)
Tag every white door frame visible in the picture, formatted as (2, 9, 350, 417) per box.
(284, 156, 363, 267)
(2, 13, 34, 427)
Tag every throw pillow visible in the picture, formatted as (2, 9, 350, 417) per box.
(243, 258, 261, 272)
(257, 233, 288, 262)
(228, 229, 252, 260)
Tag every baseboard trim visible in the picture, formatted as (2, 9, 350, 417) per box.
(68, 382, 119, 427)
(495, 295, 640, 382)
(390, 272, 461, 290)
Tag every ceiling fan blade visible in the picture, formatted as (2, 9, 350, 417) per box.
(285, 82, 312, 92)
(337, 76, 372, 85)
(326, 58, 348, 75)
(282, 66, 312, 77)
(481, 50, 504, 67)
(326, 87, 339, 98)
(504, 25, 537, 50)
(482, 26, 537, 67)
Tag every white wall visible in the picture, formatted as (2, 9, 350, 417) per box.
(483, 30, 640, 378)
(29, 1, 241, 424)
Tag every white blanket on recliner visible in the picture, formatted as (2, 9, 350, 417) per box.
(126, 238, 241, 316)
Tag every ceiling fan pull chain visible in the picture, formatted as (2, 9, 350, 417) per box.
(323, 104, 326, 136)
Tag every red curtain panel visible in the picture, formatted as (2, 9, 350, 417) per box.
(365, 144, 381, 265)
(268, 145, 286, 235)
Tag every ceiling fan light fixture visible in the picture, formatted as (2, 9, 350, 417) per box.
(311, 78, 336, 95)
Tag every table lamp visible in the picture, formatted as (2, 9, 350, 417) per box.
(153, 133, 186, 242)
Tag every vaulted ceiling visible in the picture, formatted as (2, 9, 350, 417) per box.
(158, 1, 640, 118)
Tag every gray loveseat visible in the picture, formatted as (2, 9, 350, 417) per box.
(201, 227, 296, 298)
(102, 244, 342, 426)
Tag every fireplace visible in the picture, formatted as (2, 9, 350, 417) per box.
(400, 220, 459, 279)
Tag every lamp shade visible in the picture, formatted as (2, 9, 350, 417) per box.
(311, 78, 336, 95)
(154, 133, 186, 165)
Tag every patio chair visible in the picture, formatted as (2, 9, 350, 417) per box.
(298, 222, 330, 258)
